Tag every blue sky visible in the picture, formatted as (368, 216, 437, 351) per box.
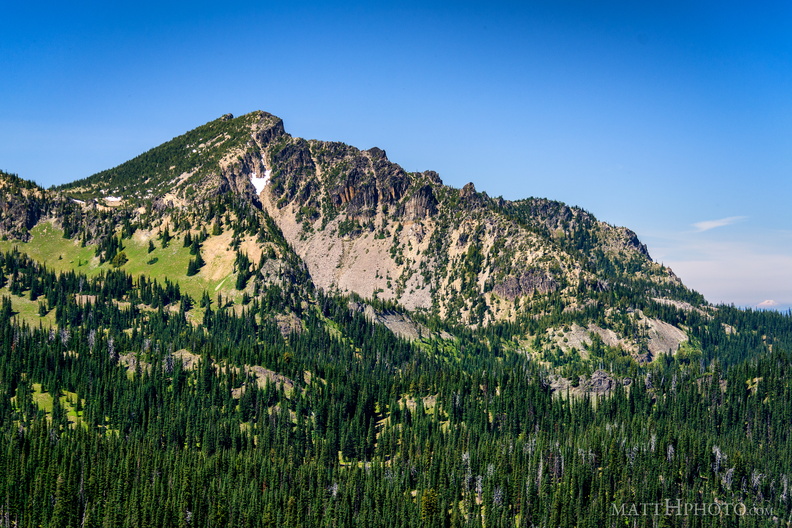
(2, 1, 790, 308)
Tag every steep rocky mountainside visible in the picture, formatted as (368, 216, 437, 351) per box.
(0, 171, 79, 241)
(4, 117, 792, 528)
(4, 111, 707, 361)
(57, 112, 700, 321)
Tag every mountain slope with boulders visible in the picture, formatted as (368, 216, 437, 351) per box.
(1, 112, 791, 527)
(29, 111, 697, 360)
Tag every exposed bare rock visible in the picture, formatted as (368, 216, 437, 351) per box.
(218, 151, 267, 206)
(493, 269, 558, 300)
(587, 370, 615, 394)
(642, 317, 689, 357)
(422, 170, 443, 185)
(547, 314, 687, 363)
(274, 312, 303, 337)
(245, 365, 295, 391)
(401, 185, 438, 220)
(75, 294, 98, 306)
(0, 172, 47, 241)
(258, 258, 287, 285)
(653, 297, 709, 317)
(313, 144, 412, 219)
(348, 301, 442, 342)
(548, 370, 631, 397)
(119, 353, 152, 374)
(271, 139, 316, 203)
(232, 365, 296, 398)
(367, 148, 411, 204)
(461, 182, 476, 198)
(251, 112, 286, 145)
(173, 349, 201, 370)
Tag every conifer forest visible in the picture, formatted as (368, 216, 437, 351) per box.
(0, 112, 790, 527)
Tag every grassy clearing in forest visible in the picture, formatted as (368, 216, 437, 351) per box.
(0, 285, 57, 328)
(0, 222, 244, 307)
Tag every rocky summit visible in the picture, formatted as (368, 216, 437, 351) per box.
(40, 112, 697, 350)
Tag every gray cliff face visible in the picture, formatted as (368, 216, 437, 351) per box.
(0, 198, 41, 241)
(217, 152, 267, 206)
(0, 173, 49, 241)
(251, 112, 286, 145)
(323, 146, 412, 218)
(400, 184, 438, 221)
(493, 269, 559, 301)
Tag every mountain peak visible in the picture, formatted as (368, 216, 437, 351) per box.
(38, 110, 704, 329)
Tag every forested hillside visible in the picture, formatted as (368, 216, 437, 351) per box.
(0, 111, 790, 526)
(1, 249, 791, 526)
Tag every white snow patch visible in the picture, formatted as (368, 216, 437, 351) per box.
(250, 169, 271, 195)
(105, 196, 122, 202)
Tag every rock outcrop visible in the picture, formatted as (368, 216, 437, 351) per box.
(493, 269, 558, 300)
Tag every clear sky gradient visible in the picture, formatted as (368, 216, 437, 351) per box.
(2, 1, 790, 309)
